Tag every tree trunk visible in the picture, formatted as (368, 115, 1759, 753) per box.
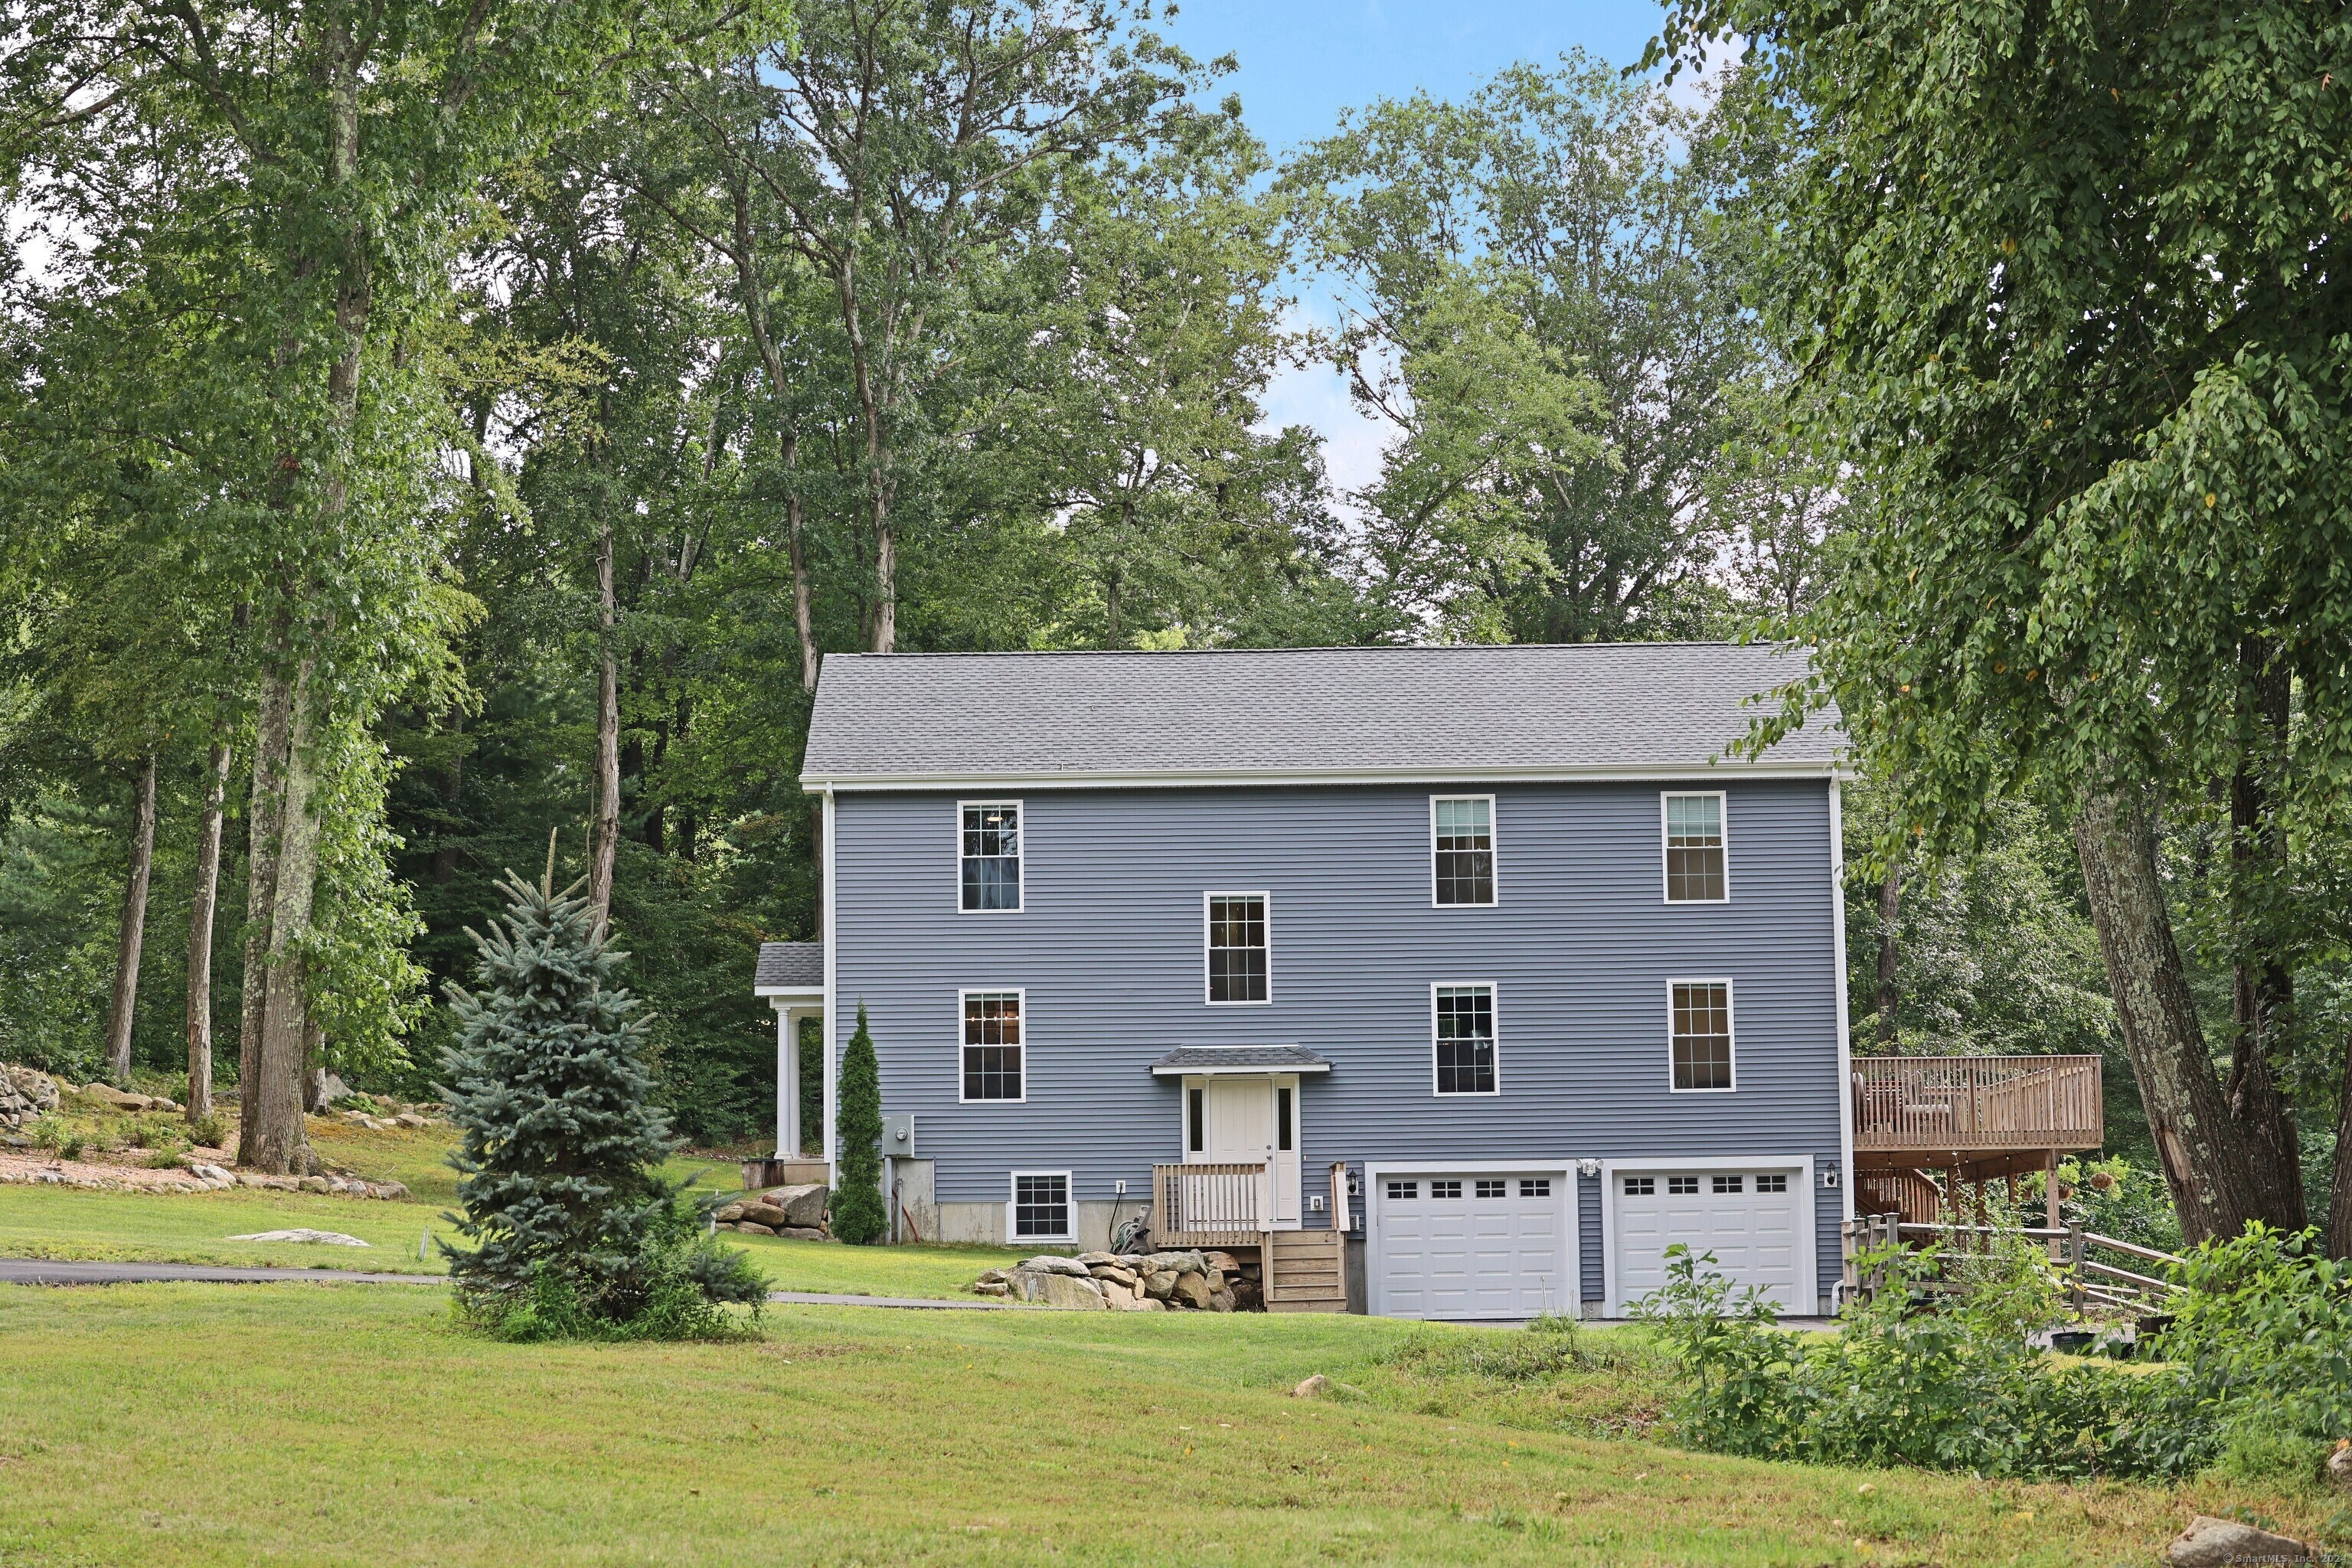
(103, 752, 161, 1083)
(587, 520, 620, 929)
(782, 432, 818, 691)
(2072, 778, 2267, 1244)
(185, 739, 231, 1119)
(2328, 1029, 2352, 1258)
(238, 661, 294, 1145)
(243, 659, 322, 1174)
(2226, 648, 2305, 1227)
(433, 704, 465, 886)
(1873, 861, 1901, 1052)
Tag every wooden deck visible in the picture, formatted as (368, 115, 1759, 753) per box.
(1150, 1160, 1349, 1312)
(1853, 1054, 2102, 1176)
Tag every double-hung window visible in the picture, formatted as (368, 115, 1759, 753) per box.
(1205, 893, 1269, 1003)
(1662, 792, 1727, 902)
(1432, 796, 1496, 905)
(960, 990, 1024, 1102)
(960, 802, 1021, 912)
(1010, 1171, 1071, 1241)
(1670, 980, 1734, 1091)
(1432, 984, 1498, 1095)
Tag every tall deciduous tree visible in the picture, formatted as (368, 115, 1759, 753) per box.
(2, 0, 773, 1168)
(1671, 0, 2352, 1243)
(1283, 54, 1764, 640)
(645, 0, 1200, 651)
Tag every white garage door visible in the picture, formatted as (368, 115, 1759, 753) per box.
(1612, 1168, 1802, 1312)
(1374, 1171, 1570, 1319)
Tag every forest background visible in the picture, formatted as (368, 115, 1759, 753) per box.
(0, 1, 2341, 1233)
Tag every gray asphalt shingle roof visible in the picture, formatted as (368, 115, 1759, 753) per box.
(753, 942, 825, 991)
(1149, 1046, 1333, 1076)
(800, 644, 1838, 784)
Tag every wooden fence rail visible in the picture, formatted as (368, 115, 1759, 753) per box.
(1853, 1054, 2103, 1152)
(1152, 1162, 1267, 1248)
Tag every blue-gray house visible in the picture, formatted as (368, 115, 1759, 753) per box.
(759, 643, 1859, 1318)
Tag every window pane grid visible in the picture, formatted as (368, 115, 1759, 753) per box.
(1671, 982, 1733, 1090)
(1434, 985, 1496, 1094)
(1013, 1174, 1068, 1238)
(962, 992, 1023, 1101)
(1433, 798, 1495, 905)
(960, 805, 1021, 910)
(1207, 896, 1269, 1002)
(1664, 795, 1726, 901)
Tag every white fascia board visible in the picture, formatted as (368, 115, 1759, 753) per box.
(1152, 1060, 1333, 1077)
(803, 762, 1851, 792)
(757, 986, 826, 1003)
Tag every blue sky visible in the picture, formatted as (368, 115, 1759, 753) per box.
(1158, 0, 1671, 158)
(1151, 0, 1677, 495)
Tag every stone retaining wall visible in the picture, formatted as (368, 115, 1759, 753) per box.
(976, 1250, 1264, 1311)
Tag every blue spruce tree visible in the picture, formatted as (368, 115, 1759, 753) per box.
(439, 869, 760, 1334)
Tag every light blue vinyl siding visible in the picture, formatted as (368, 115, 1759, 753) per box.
(831, 779, 1845, 1302)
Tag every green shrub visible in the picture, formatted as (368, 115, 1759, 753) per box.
(185, 1112, 227, 1148)
(2162, 1225, 2352, 1468)
(1635, 1242, 2213, 1481)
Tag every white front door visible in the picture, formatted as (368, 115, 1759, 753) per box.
(1182, 1075, 1302, 1228)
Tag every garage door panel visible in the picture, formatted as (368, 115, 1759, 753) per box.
(1612, 1168, 1804, 1313)
(1377, 1170, 1571, 1319)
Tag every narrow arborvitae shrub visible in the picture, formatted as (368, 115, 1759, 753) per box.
(438, 871, 762, 1338)
(830, 1004, 887, 1245)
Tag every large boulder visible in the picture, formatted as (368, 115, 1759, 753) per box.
(762, 1184, 829, 1229)
(1008, 1269, 1107, 1309)
(1021, 1255, 1091, 1278)
(1143, 1250, 1205, 1276)
(1089, 1263, 1138, 1287)
(2165, 1516, 2310, 1566)
(737, 1202, 791, 1229)
(2328, 1442, 2351, 1491)
(1170, 1272, 1213, 1310)
(1142, 1270, 1178, 1300)
(83, 1083, 152, 1112)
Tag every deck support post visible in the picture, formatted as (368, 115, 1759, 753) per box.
(2044, 1150, 2062, 1258)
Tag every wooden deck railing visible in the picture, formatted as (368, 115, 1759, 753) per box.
(1853, 1054, 2102, 1153)
(1152, 1161, 1267, 1247)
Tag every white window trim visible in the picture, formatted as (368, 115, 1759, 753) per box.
(1666, 976, 1737, 1094)
(1364, 1160, 1578, 1321)
(1202, 890, 1272, 1006)
(1005, 1168, 1074, 1245)
(1429, 793, 1500, 908)
(1599, 1155, 1816, 1318)
(1429, 981, 1501, 1097)
(956, 798, 1024, 914)
(1660, 789, 1731, 904)
(956, 986, 1028, 1106)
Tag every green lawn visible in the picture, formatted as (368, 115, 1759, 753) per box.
(0, 1178, 1020, 1296)
(0, 1283, 2311, 1567)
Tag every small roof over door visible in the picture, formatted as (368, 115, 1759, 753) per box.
(1150, 1045, 1331, 1076)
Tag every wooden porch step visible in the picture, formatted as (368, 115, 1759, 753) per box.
(1266, 1229, 1348, 1312)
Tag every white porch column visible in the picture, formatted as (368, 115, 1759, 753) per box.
(775, 1004, 822, 1159)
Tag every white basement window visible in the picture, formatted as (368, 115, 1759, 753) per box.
(1009, 1171, 1072, 1242)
